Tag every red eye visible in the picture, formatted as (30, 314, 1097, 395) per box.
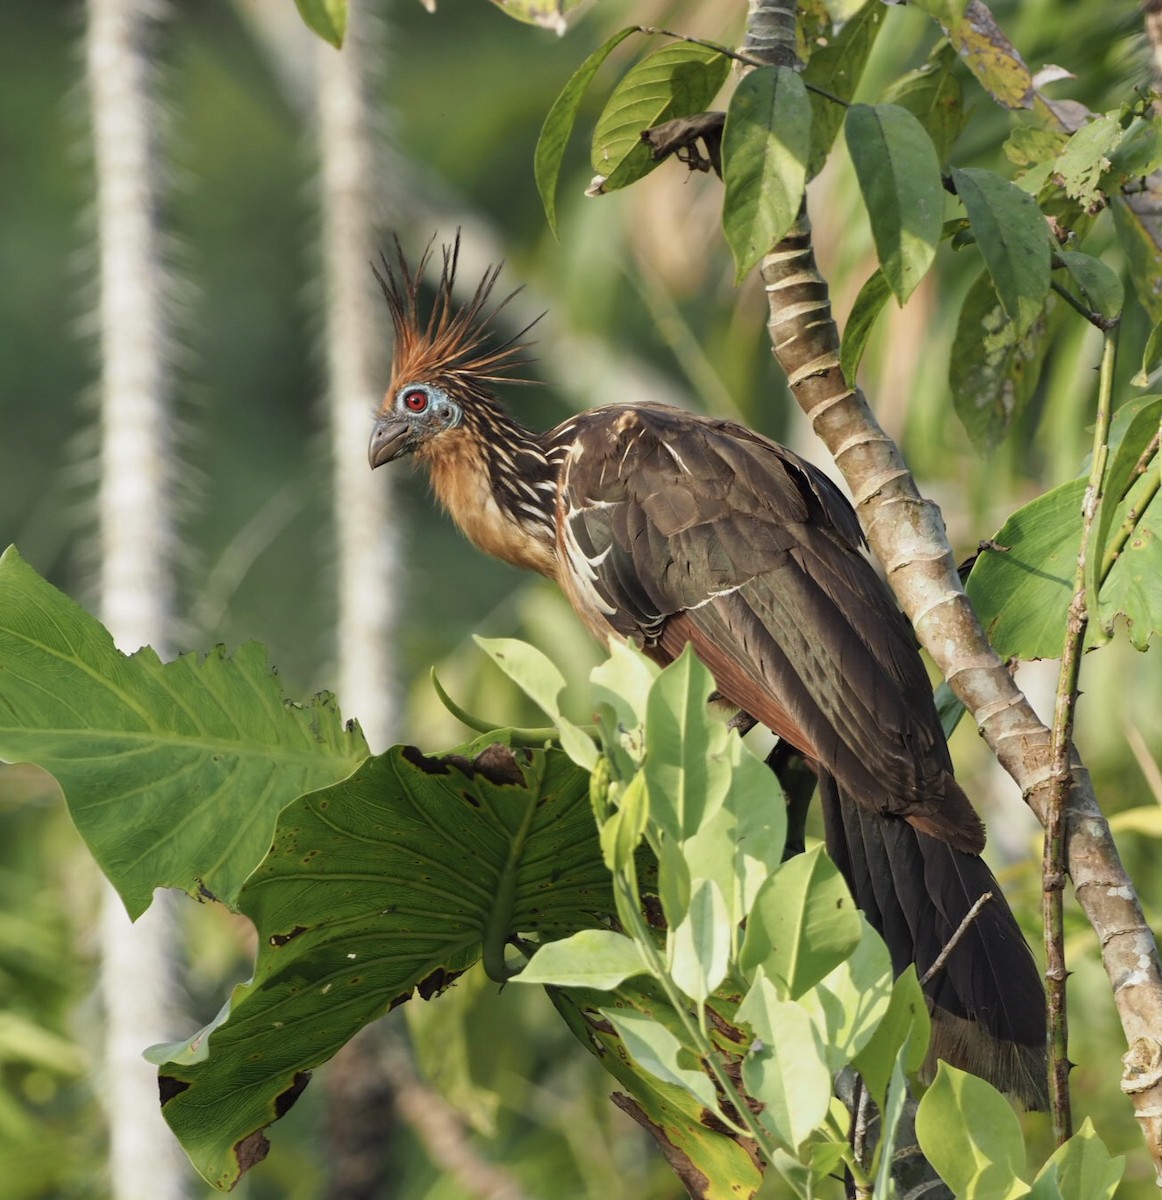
(402, 389, 428, 413)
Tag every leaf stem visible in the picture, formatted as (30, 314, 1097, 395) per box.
(1043, 326, 1117, 1143)
(1099, 433, 1160, 586)
(613, 871, 777, 1153)
(430, 668, 595, 747)
(1050, 278, 1119, 331)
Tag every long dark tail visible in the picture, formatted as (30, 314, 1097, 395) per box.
(819, 773, 1048, 1109)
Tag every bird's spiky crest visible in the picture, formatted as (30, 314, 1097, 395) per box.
(374, 233, 539, 396)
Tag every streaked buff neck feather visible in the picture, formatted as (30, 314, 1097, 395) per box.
(419, 428, 558, 579)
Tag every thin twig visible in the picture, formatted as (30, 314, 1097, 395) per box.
(1043, 327, 1119, 1144)
(1050, 279, 1120, 331)
(634, 25, 848, 107)
(920, 892, 994, 987)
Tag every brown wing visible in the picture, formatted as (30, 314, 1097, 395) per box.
(555, 403, 984, 853)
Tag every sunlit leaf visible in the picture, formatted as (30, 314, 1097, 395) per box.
(644, 645, 731, 841)
(909, 0, 969, 22)
(1133, 320, 1162, 386)
(722, 66, 811, 281)
(851, 965, 930, 1109)
(739, 846, 862, 997)
(845, 103, 944, 303)
(514, 928, 649, 988)
(738, 974, 831, 1150)
(916, 1063, 1032, 1198)
(669, 877, 731, 1004)
(0, 547, 368, 919)
(1029, 1118, 1124, 1200)
(535, 27, 638, 235)
(600, 1005, 720, 1110)
(591, 41, 730, 192)
(799, 916, 894, 1072)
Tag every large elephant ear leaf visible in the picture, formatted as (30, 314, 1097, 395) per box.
(0, 546, 369, 918)
(150, 742, 603, 1191)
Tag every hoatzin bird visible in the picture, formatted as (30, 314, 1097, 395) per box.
(368, 237, 1048, 1109)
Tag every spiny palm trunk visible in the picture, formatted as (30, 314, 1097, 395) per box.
(85, 0, 187, 1196)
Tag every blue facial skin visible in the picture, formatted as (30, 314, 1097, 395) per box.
(369, 382, 463, 466)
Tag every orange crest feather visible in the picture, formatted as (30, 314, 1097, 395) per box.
(374, 233, 539, 396)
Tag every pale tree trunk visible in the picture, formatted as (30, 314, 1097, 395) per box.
(317, 0, 398, 754)
(316, 3, 401, 1194)
(85, 0, 187, 1196)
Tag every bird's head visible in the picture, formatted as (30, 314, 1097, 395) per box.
(369, 234, 538, 469)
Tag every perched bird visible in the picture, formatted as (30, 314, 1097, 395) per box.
(368, 237, 1048, 1108)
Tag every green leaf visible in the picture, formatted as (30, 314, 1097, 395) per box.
(600, 1005, 720, 1111)
(1004, 125, 1070, 169)
(845, 103, 944, 303)
(591, 41, 730, 192)
(1056, 251, 1123, 320)
(680, 738, 785, 931)
(152, 742, 602, 1189)
(740, 845, 862, 997)
(874, 1035, 915, 1192)
(644, 645, 731, 841)
(965, 479, 1084, 659)
(1053, 114, 1122, 208)
(841, 268, 893, 385)
(1133, 320, 1162, 386)
(851, 965, 930, 1108)
(880, 40, 966, 162)
(952, 167, 1051, 338)
(551, 983, 764, 1197)
(803, 1, 886, 179)
(535, 27, 638, 236)
(945, 4, 1034, 110)
(950, 270, 1050, 452)
(1107, 115, 1162, 181)
(1029, 1117, 1125, 1200)
(0, 546, 368, 919)
(738, 974, 831, 1150)
(485, 0, 586, 33)
(514, 928, 649, 988)
(916, 1063, 1031, 1199)
(669, 877, 731, 1004)
(909, 0, 969, 22)
(1088, 394, 1162, 639)
(798, 916, 894, 1072)
(1113, 193, 1162, 324)
(475, 635, 566, 719)
(293, 0, 346, 47)
(722, 67, 811, 281)
(599, 770, 649, 871)
(590, 637, 658, 732)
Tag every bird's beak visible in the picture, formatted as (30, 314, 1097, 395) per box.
(368, 415, 411, 468)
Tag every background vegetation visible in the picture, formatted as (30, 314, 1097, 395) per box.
(1, 0, 1160, 1195)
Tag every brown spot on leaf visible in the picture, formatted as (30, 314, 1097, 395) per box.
(386, 990, 412, 1012)
(233, 1129, 271, 1175)
(158, 1075, 190, 1106)
(401, 744, 454, 774)
(196, 881, 218, 904)
(269, 925, 308, 947)
(417, 966, 463, 1000)
(274, 1071, 311, 1118)
(472, 739, 525, 787)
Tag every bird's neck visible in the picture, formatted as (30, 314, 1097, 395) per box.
(419, 403, 562, 578)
